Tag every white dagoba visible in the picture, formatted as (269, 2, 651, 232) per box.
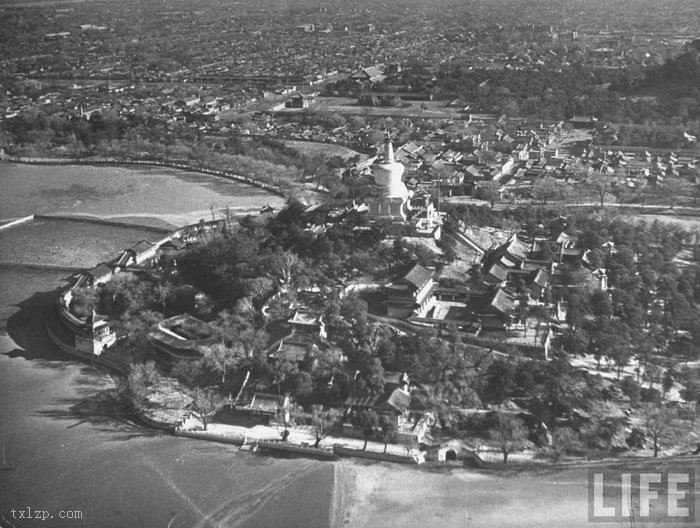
(372, 139, 409, 200)
(366, 138, 411, 220)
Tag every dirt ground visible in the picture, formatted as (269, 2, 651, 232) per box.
(343, 457, 700, 528)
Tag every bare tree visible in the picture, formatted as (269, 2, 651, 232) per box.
(308, 405, 342, 448)
(680, 381, 700, 426)
(200, 342, 246, 384)
(581, 170, 616, 207)
(654, 176, 692, 209)
(269, 249, 304, 291)
(644, 364, 663, 390)
(401, 435, 418, 456)
(189, 388, 221, 431)
(171, 359, 204, 389)
(274, 398, 302, 441)
(489, 412, 529, 463)
(124, 360, 160, 406)
(640, 403, 679, 458)
(352, 409, 379, 450)
(213, 309, 267, 360)
(379, 414, 398, 453)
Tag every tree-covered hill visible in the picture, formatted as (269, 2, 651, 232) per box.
(644, 45, 700, 90)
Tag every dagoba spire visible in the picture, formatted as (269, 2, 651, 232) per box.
(370, 133, 408, 201)
(384, 134, 394, 163)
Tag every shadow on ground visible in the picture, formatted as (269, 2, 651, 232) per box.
(34, 386, 161, 440)
(4, 278, 76, 367)
(3, 277, 162, 440)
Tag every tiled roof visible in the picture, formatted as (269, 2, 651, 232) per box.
(489, 288, 515, 315)
(115, 251, 133, 267)
(288, 310, 321, 326)
(375, 388, 411, 413)
(533, 268, 549, 287)
(345, 393, 380, 409)
(506, 235, 530, 260)
(276, 338, 311, 362)
(401, 263, 433, 291)
(160, 237, 186, 250)
(131, 240, 155, 254)
(88, 262, 113, 280)
(246, 393, 283, 413)
(486, 263, 509, 282)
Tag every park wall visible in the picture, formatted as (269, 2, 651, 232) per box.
(175, 429, 247, 445)
(333, 445, 422, 464)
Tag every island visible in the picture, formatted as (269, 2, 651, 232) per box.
(42, 139, 699, 472)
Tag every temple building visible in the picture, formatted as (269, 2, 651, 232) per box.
(386, 263, 436, 318)
(365, 138, 412, 221)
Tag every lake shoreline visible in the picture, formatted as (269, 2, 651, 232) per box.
(0, 162, 286, 228)
(0, 162, 330, 527)
(0, 267, 341, 528)
(1, 156, 287, 197)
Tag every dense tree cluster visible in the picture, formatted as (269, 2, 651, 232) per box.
(1, 109, 360, 196)
(449, 204, 700, 361)
(432, 48, 700, 124)
(563, 216, 700, 360)
(437, 203, 698, 453)
(602, 124, 699, 148)
(76, 202, 456, 408)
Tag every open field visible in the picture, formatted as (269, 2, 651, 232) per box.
(0, 218, 160, 268)
(0, 162, 285, 227)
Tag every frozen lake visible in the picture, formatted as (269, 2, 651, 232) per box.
(0, 162, 285, 228)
